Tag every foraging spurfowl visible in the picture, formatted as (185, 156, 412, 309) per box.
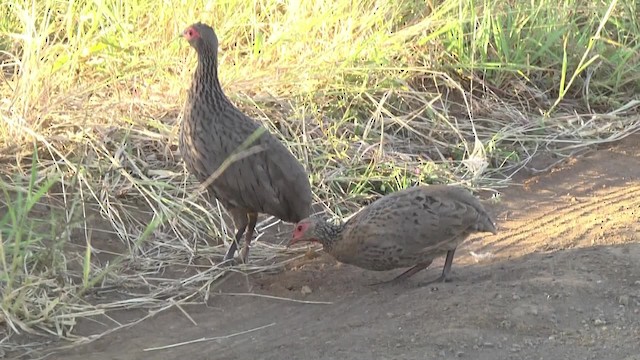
(289, 185, 497, 284)
(180, 22, 312, 263)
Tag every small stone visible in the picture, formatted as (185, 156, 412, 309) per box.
(594, 319, 606, 326)
(483, 342, 494, 348)
(618, 295, 630, 306)
(456, 351, 464, 357)
(530, 307, 539, 315)
(512, 294, 521, 300)
(524, 339, 534, 346)
(301, 285, 312, 295)
(548, 335, 555, 341)
(386, 312, 394, 318)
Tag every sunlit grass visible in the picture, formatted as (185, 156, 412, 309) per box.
(0, 0, 639, 354)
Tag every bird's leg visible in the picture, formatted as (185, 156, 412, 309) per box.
(422, 249, 456, 286)
(239, 212, 258, 264)
(222, 228, 244, 263)
(368, 260, 433, 286)
(223, 210, 248, 263)
(392, 261, 433, 281)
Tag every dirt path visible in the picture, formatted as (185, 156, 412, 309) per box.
(42, 135, 640, 360)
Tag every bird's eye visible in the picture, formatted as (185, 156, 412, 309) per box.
(184, 29, 196, 38)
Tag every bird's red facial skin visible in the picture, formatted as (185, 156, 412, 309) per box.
(183, 27, 200, 41)
(290, 221, 311, 246)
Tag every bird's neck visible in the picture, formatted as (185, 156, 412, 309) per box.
(315, 221, 345, 251)
(192, 52, 229, 108)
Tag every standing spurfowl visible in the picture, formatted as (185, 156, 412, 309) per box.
(289, 185, 497, 284)
(180, 22, 312, 264)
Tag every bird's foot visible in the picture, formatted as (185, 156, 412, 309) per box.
(239, 245, 251, 265)
(221, 245, 238, 267)
(419, 274, 451, 287)
(220, 256, 236, 267)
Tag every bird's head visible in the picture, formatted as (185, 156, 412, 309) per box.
(182, 22, 219, 56)
(289, 217, 321, 247)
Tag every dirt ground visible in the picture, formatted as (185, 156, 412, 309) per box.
(34, 135, 640, 360)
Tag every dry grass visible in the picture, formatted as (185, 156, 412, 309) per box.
(0, 0, 639, 356)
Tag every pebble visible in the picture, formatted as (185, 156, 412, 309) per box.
(500, 320, 512, 329)
(530, 307, 539, 315)
(618, 295, 630, 306)
(301, 285, 312, 295)
(593, 318, 607, 326)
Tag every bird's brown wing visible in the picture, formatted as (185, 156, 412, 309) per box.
(255, 135, 312, 222)
(428, 185, 497, 234)
(337, 185, 493, 257)
(398, 188, 490, 254)
(200, 118, 311, 222)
